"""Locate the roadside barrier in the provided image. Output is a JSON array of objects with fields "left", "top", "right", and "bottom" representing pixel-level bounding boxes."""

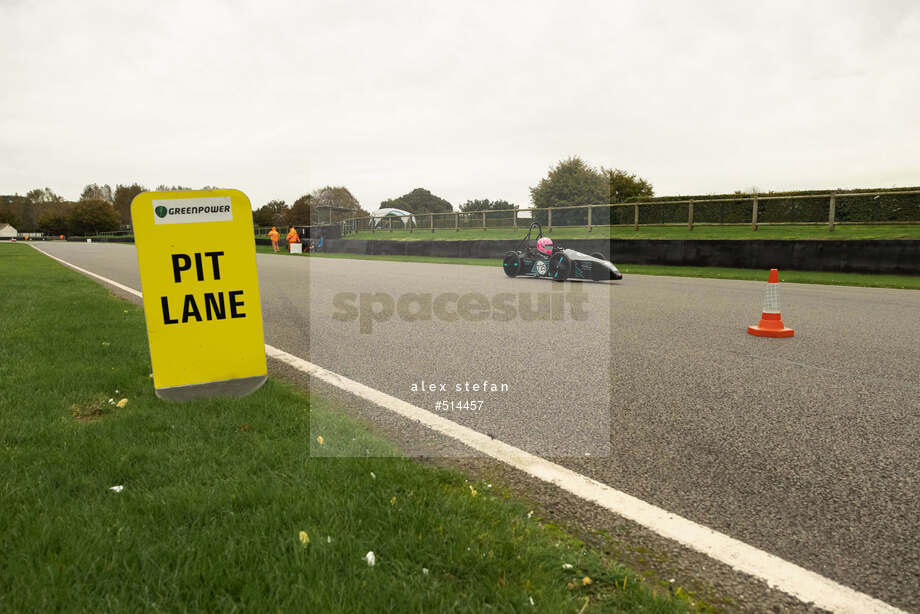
[{"left": 748, "top": 269, "right": 794, "bottom": 338}]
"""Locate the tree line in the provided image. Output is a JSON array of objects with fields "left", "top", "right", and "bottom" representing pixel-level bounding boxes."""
[
  {"left": 251, "top": 186, "right": 368, "bottom": 228},
  {"left": 1, "top": 184, "right": 226, "bottom": 235},
  {"left": 0, "top": 184, "right": 146, "bottom": 236},
  {"left": 252, "top": 162, "right": 653, "bottom": 228},
  {"left": 0, "top": 159, "right": 655, "bottom": 233}
]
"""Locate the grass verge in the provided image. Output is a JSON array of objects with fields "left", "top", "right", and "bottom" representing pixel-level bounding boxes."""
[
  {"left": 338, "top": 224, "right": 920, "bottom": 241},
  {"left": 0, "top": 243, "right": 693, "bottom": 613},
  {"left": 255, "top": 247, "right": 920, "bottom": 290}
]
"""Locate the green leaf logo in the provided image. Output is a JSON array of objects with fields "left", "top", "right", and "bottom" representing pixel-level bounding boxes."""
[{"left": 155, "top": 206, "right": 168, "bottom": 218}]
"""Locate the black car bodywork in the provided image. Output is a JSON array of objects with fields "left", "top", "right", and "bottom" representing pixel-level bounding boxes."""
[{"left": 502, "top": 222, "right": 622, "bottom": 282}]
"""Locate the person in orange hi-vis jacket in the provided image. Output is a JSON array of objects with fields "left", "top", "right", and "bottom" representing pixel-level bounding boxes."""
[
  {"left": 268, "top": 226, "right": 280, "bottom": 252},
  {"left": 286, "top": 226, "right": 300, "bottom": 252}
]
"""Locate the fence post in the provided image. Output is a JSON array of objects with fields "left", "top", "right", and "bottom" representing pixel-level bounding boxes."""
[
  {"left": 548, "top": 208, "right": 552, "bottom": 233},
  {"left": 751, "top": 197, "right": 758, "bottom": 231},
  {"left": 482, "top": 211, "right": 486, "bottom": 231},
  {"left": 455, "top": 212, "right": 459, "bottom": 232},
  {"left": 828, "top": 194, "right": 836, "bottom": 232},
  {"left": 634, "top": 204, "right": 639, "bottom": 231},
  {"left": 513, "top": 211, "right": 517, "bottom": 231},
  {"left": 688, "top": 200, "right": 694, "bottom": 231},
  {"left": 431, "top": 214, "right": 434, "bottom": 233},
  {"left": 587, "top": 206, "right": 592, "bottom": 232}
]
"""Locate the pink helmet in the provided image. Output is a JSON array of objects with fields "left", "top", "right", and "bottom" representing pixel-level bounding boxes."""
[{"left": 536, "top": 237, "right": 553, "bottom": 256}]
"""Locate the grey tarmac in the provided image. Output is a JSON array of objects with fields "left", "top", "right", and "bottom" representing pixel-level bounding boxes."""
[{"left": 33, "top": 242, "right": 920, "bottom": 612}]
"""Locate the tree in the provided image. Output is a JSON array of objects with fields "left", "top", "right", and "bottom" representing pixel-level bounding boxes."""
[
  {"left": 311, "top": 186, "right": 359, "bottom": 209},
  {"left": 286, "top": 195, "right": 312, "bottom": 226},
  {"left": 380, "top": 188, "right": 452, "bottom": 215},
  {"left": 459, "top": 198, "right": 517, "bottom": 222},
  {"left": 0, "top": 196, "right": 24, "bottom": 228},
  {"left": 601, "top": 168, "right": 654, "bottom": 224},
  {"left": 309, "top": 186, "right": 369, "bottom": 223},
  {"left": 4, "top": 188, "right": 64, "bottom": 231},
  {"left": 531, "top": 157, "right": 607, "bottom": 209},
  {"left": 80, "top": 183, "right": 114, "bottom": 203},
  {"left": 25, "top": 187, "right": 63, "bottom": 205},
  {"left": 459, "top": 199, "right": 516, "bottom": 212},
  {"left": 114, "top": 183, "right": 147, "bottom": 226},
  {"left": 251, "top": 208, "right": 271, "bottom": 227},
  {"left": 253, "top": 200, "right": 289, "bottom": 227},
  {"left": 67, "top": 200, "right": 120, "bottom": 235},
  {"left": 530, "top": 157, "right": 607, "bottom": 225},
  {"left": 1, "top": 195, "right": 35, "bottom": 229},
  {"left": 37, "top": 204, "right": 71, "bottom": 235},
  {"left": 155, "top": 185, "right": 192, "bottom": 192},
  {"left": 605, "top": 169, "right": 654, "bottom": 203}
]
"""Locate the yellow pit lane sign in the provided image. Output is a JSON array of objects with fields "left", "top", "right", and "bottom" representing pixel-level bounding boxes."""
[{"left": 131, "top": 189, "right": 267, "bottom": 401}]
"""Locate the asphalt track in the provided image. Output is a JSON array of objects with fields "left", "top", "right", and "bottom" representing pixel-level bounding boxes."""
[{"left": 30, "top": 242, "right": 920, "bottom": 612}]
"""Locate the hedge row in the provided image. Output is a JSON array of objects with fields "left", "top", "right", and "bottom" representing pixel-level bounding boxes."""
[
  {"left": 617, "top": 187, "right": 920, "bottom": 224},
  {"left": 530, "top": 191, "right": 920, "bottom": 226}
]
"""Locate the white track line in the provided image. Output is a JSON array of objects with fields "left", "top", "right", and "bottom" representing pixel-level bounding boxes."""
[{"left": 31, "top": 244, "right": 906, "bottom": 614}]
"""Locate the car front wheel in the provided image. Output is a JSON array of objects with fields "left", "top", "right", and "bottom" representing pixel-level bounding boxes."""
[
  {"left": 502, "top": 252, "right": 522, "bottom": 277},
  {"left": 548, "top": 253, "right": 571, "bottom": 281}
]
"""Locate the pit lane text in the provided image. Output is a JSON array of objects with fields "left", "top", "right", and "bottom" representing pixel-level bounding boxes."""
[{"left": 160, "top": 251, "right": 247, "bottom": 324}]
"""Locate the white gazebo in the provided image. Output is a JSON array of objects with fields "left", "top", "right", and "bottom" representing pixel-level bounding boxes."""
[
  {"left": 369, "top": 208, "right": 416, "bottom": 228},
  {"left": 0, "top": 223, "right": 17, "bottom": 238}
]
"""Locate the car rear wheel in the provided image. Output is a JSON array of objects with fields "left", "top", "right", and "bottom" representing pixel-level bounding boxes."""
[
  {"left": 502, "top": 252, "right": 522, "bottom": 277},
  {"left": 548, "top": 253, "right": 571, "bottom": 281}
]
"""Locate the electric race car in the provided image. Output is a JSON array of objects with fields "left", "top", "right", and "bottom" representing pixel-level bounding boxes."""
[{"left": 502, "top": 222, "right": 622, "bottom": 282}]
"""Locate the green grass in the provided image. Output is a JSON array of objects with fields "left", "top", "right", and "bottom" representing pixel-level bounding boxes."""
[
  {"left": 338, "top": 223, "right": 920, "bottom": 241},
  {"left": 256, "top": 247, "right": 920, "bottom": 290},
  {"left": 0, "top": 244, "right": 693, "bottom": 613}
]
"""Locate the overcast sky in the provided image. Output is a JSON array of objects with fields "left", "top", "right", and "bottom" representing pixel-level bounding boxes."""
[{"left": 2, "top": 0, "right": 918, "bottom": 211}]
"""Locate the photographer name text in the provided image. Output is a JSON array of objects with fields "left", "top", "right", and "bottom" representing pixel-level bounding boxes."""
[{"left": 410, "top": 379, "right": 510, "bottom": 393}]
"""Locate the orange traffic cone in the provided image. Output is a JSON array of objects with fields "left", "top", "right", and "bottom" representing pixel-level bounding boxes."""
[{"left": 748, "top": 269, "right": 794, "bottom": 338}]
